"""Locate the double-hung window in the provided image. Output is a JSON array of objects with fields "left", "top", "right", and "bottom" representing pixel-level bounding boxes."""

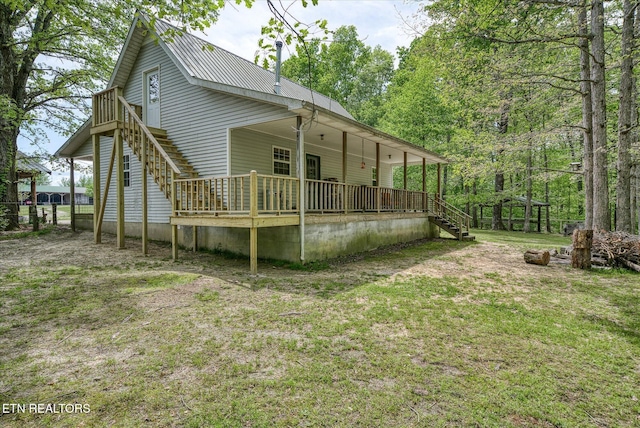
[{"left": 273, "top": 146, "right": 291, "bottom": 176}]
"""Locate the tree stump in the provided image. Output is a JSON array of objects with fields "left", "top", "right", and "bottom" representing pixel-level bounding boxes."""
[
  {"left": 524, "top": 250, "right": 550, "bottom": 266},
  {"left": 572, "top": 229, "right": 593, "bottom": 269}
]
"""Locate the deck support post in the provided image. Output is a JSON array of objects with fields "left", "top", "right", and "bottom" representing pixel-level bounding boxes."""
[
  {"left": 115, "top": 88, "right": 125, "bottom": 249},
  {"left": 342, "top": 132, "right": 347, "bottom": 214},
  {"left": 193, "top": 226, "right": 198, "bottom": 252},
  {"left": 70, "top": 158, "right": 76, "bottom": 232},
  {"left": 115, "top": 129, "right": 125, "bottom": 249},
  {"left": 297, "top": 116, "right": 305, "bottom": 263},
  {"left": 250, "top": 170, "right": 258, "bottom": 274},
  {"left": 141, "top": 135, "right": 148, "bottom": 255},
  {"left": 376, "top": 143, "right": 380, "bottom": 213},
  {"left": 93, "top": 134, "right": 101, "bottom": 243},
  {"left": 422, "top": 158, "right": 426, "bottom": 211},
  {"left": 171, "top": 170, "right": 178, "bottom": 260}
]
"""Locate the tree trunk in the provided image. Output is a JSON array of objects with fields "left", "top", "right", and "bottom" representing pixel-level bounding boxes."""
[
  {"left": 579, "top": 5, "right": 594, "bottom": 230},
  {"left": 524, "top": 140, "right": 533, "bottom": 233},
  {"left": 543, "top": 141, "right": 551, "bottom": 233},
  {"left": 492, "top": 100, "right": 509, "bottom": 231},
  {"left": 591, "top": 0, "right": 611, "bottom": 231},
  {"left": 572, "top": 229, "right": 593, "bottom": 269},
  {"left": 616, "top": 0, "right": 635, "bottom": 232},
  {"left": 0, "top": 127, "right": 20, "bottom": 230},
  {"left": 472, "top": 180, "right": 478, "bottom": 228}
]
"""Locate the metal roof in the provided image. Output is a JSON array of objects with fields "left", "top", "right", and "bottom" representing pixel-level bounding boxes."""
[
  {"left": 16, "top": 151, "right": 51, "bottom": 176},
  {"left": 153, "top": 18, "right": 353, "bottom": 119}
]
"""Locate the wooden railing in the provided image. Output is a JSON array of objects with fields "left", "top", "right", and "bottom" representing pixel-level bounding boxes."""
[
  {"left": 174, "top": 172, "right": 299, "bottom": 215},
  {"left": 92, "top": 86, "right": 120, "bottom": 127},
  {"left": 305, "top": 179, "right": 430, "bottom": 213},
  {"left": 431, "top": 196, "right": 472, "bottom": 239},
  {"left": 120, "top": 96, "right": 181, "bottom": 198}
]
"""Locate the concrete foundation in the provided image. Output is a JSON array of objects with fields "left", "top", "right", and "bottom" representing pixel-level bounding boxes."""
[{"left": 77, "top": 213, "right": 440, "bottom": 262}]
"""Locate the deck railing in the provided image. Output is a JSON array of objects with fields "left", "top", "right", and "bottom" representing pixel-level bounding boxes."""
[
  {"left": 305, "top": 179, "right": 430, "bottom": 213},
  {"left": 173, "top": 174, "right": 470, "bottom": 237},
  {"left": 92, "top": 87, "right": 120, "bottom": 127},
  {"left": 174, "top": 172, "right": 299, "bottom": 215}
]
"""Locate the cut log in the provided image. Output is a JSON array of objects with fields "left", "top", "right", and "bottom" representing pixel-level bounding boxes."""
[
  {"left": 524, "top": 250, "right": 550, "bottom": 266},
  {"left": 572, "top": 229, "right": 593, "bottom": 269},
  {"left": 621, "top": 258, "right": 640, "bottom": 272}
]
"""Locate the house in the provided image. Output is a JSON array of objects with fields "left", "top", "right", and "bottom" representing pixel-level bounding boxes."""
[{"left": 56, "top": 13, "right": 472, "bottom": 272}]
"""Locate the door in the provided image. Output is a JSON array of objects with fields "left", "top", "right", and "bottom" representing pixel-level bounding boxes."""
[
  {"left": 143, "top": 68, "right": 160, "bottom": 128},
  {"left": 306, "top": 154, "right": 320, "bottom": 180}
]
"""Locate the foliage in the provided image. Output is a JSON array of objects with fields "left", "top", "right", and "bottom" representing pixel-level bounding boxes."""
[{"left": 281, "top": 25, "right": 394, "bottom": 126}]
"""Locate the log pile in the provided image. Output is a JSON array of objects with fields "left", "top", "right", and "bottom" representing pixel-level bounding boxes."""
[{"left": 592, "top": 231, "right": 640, "bottom": 272}]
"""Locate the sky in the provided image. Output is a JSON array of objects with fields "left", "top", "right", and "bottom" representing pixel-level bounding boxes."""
[{"left": 19, "top": 0, "right": 425, "bottom": 185}]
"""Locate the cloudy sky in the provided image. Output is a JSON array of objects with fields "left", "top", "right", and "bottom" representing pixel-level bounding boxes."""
[{"left": 21, "top": 0, "right": 425, "bottom": 184}]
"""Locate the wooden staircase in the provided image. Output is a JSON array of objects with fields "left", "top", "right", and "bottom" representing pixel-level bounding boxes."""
[
  {"left": 428, "top": 197, "right": 475, "bottom": 241},
  {"left": 429, "top": 214, "right": 475, "bottom": 241},
  {"left": 119, "top": 98, "right": 197, "bottom": 200}
]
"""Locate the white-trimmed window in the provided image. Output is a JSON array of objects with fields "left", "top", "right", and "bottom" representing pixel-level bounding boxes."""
[
  {"left": 273, "top": 146, "right": 291, "bottom": 176},
  {"left": 372, "top": 166, "right": 377, "bottom": 186},
  {"left": 123, "top": 155, "right": 131, "bottom": 187}
]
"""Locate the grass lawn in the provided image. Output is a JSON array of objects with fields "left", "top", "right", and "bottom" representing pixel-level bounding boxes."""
[{"left": 0, "top": 228, "right": 638, "bottom": 427}]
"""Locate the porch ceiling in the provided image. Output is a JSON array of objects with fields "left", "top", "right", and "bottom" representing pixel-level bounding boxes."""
[{"left": 243, "top": 112, "right": 448, "bottom": 167}]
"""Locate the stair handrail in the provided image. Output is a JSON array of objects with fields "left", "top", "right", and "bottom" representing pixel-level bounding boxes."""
[
  {"left": 118, "top": 96, "right": 181, "bottom": 175},
  {"left": 431, "top": 195, "right": 472, "bottom": 235}
]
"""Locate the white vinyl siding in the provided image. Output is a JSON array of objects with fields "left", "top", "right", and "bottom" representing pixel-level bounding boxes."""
[{"left": 100, "top": 37, "right": 294, "bottom": 224}]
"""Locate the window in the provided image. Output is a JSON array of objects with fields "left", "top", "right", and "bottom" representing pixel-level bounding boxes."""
[
  {"left": 372, "top": 167, "right": 377, "bottom": 186},
  {"left": 148, "top": 72, "right": 159, "bottom": 104},
  {"left": 123, "top": 155, "right": 130, "bottom": 187},
  {"left": 273, "top": 146, "right": 291, "bottom": 176}
]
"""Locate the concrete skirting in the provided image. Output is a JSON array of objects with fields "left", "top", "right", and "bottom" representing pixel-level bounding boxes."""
[{"left": 76, "top": 213, "right": 440, "bottom": 262}]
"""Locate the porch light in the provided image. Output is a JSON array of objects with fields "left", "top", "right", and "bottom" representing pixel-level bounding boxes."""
[{"left": 320, "top": 134, "right": 324, "bottom": 141}]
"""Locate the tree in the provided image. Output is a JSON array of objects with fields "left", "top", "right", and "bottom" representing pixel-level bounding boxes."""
[
  {"left": 281, "top": 25, "right": 394, "bottom": 125},
  {"left": 0, "top": 0, "right": 323, "bottom": 230}
]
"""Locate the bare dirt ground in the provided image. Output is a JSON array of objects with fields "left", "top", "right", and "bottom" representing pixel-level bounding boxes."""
[{"left": 0, "top": 226, "right": 569, "bottom": 293}]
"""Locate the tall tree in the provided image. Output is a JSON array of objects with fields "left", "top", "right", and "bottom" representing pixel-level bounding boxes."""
[
  {"left": 616, "top": 0, "right": 637, "bottom": 232},
  {"left": 590, "top": 0, "right": 610, "bottom": 231}
]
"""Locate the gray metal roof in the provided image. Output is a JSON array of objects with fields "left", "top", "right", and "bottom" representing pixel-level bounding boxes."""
[
  {"left": 16, "top": 151, "right": 51, "bottom": 176},
  {"left": 153, "top": 19, "right": 353, "bottom": 119}
]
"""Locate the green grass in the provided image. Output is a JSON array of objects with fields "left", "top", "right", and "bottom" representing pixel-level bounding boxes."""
[{"left": 0, "top": 229, "right": 638, "bottom": 427}]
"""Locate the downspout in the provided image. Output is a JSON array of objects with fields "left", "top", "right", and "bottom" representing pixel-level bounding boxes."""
[{"left": 297, "top": 115, "right": 305, "bottom": 262}]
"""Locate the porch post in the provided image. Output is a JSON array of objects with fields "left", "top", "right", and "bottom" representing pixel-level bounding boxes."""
[
  {"left": 437, "top": 163, "right": 442, "bottom": 201},
  {"left": 141, "top": 134, "right": 148, "bottom": 255},
  {"left": 376, "top": 143, "right": 380, "bottom": 213},
  {"left": 342, "top": 132, "right": 347, "bottom": 184},
  {"left": 343, "top": 132, "right": 348, "bottom": 214},
  {"left": 93, "top": 134, "right": 101, "bottom": 243},
  {"left": 70, "top": 158, "right": 75, "bottom": 232},
  {"left": 403, "top": 151, "right": 408, "bottom": 210},
  {"left": 297, "top": 116, "right": 305, "bottom": 262}
]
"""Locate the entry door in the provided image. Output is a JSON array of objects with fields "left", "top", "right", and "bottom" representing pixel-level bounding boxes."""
[
  {"left": 143, "top": 68, "right": 160, "bottom": 128},
  {"left": 306, "top": 154, "right": 321, "bottom": 180}
]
